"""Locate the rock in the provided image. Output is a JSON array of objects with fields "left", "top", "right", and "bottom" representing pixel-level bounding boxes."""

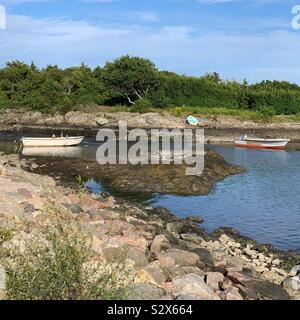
[
  {"left": 164, "top": 249, "right": 199, "bottom": 267},
  {"left": 227, "top": 271, "right": 290, "bottom": 300},
  {"left": 62, "top": 203, "right": 83, "bottom": 214},
  {"left": 176, "top": 295, "right": 200, "bottom": 300},
  {"left": 86, "top": 209, "right": 100, "bottom": 218},
  {"left": 23, "top": 202, "right": 36, "bottom": 214},
  {"left": 185, "top": 216, "right": 204, "bottom": 224},
  {"left": 173, "top": 266, "right": 205, "bottom": 279},
  {"left": 156, "top": 253, "right": 176, "bottom": 268},
  {"left": 172, "top": 274, "right": 220, "bottom": 300},
  {"left": 0, "top": 266, "right": 5, "bottom": 290},
  {"left": 205, "top": 272, "right": 224, "bottom": 291},
  {"left": 282, "top": 277, "right": 300, "bottom": 291},
  {"left": 220, "top": 287, "right": 243, "bottom": 300},
  {"left": 91, "top": 236, "right": 103, "bottom": 255},
  {"left": 290, "top": 265, "right": 300, "bottom": 277},
  {"left": 128, "top": 284, "right": 165, "bottom": 300},
  {"left": 272, "top": 259, "right": 281, "bottom": 266},
  {"left": 103, "top": 247, "right": 148, "bottom": 267},
  {"left": 180, "top": 233, "right": 204, "bottom": 244},
  {"left": 150, "top": 235, "right": 171, "bottom": 253},
  {"left": 219, "top": 234, "right": 232, "bottom": 245},
  {"left": 134, "top": 261, "right": 167, "bottom": 286},
  {"left": 96, "top": 117, "right": 109, "bottom": 126}
]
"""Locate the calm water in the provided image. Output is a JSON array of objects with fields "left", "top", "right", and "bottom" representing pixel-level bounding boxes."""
[
  {"left": 0, "top": 136, "right": 299, "bottom": 252},
  {"left": 149, "top": 146, "right": 300, "bottom": 252}
]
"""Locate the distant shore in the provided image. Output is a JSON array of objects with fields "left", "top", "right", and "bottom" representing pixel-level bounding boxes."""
[{"left": 1, "top": 109, "right": 300, "bottom": 146}]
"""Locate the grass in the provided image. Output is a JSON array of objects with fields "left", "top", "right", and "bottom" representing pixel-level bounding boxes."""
[{"left": 0, "top": 205, "right": 129, "bottom": 300}]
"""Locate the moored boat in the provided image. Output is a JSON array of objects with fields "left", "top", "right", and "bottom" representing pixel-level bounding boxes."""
[
  {"left": 235, "top": 135, "right": 290, "bottom": 150},
  {"left": 21, "top": 136, "right": 84, "bottom": 147}
]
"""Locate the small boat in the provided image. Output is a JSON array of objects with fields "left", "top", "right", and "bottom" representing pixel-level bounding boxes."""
[
  {"left": 186, "top": 115, "right": 199, "bottom": 126},
  {"left": 235, "top": 135, "right": 290, "bottom": 150},
  {"left": 21, "top": 136, "right": 84, "bottom": 147}
]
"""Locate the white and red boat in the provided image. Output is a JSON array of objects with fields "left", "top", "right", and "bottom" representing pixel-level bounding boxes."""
[{"left": 235, "top": 135, "right": 290, "bottom": 150}]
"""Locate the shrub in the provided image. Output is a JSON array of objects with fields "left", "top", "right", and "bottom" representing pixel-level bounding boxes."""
[
  {"left": 1, "top": 206, "right": 128, "bottom": 300},
  {"left": 130, "top": 98, "right": 153, "bottom": 113}
]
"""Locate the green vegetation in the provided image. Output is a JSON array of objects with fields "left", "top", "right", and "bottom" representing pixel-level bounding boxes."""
[
  {"left": 1, "top": 56, "right": 300, "bottom": 117},
  {"left": 0, "top": 206, "right": 128, "bottom": 300}
]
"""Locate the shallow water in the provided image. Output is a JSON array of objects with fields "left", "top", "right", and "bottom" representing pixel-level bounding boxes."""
[{"left": 1, "top": 135, "right": 299, "bottom": 251}]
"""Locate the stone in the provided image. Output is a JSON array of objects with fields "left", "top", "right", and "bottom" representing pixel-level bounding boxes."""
[
  {"left": 290, "top": 265, "right": 300, "bottom": 277},
  {"left": 91, "top": 236, "right": 103, "bottom": 255},
  {"left": 95, "top": 117, "right": 109, "bottom": 126},
  {"left": 220, "top": 287, "right": 243, "bottom": 300},
  {"left": 150, "top": 235, "right": 171, "bottom": 253},
  {"left": 272, "top": 259, "right": 281, "bottom": 266},
  {"left": 134, "top": 261, "right": 167, "bottom": 286},
  {"left": 180, "top": 233, "right": 204, "bottom": 244},
  {"left": 282, "top": 277, "right": 300, "bottom": 291},
  {"left": 206, "top": 272, "right": 224, "bottom": 291},
  {"left": 227, "top": 271, "right": 290, "bottom": 300},
  {"left": 62, "top": 203, "right": 83, "bottom": 214},
  {"left": 219, "top": 234, "right": 232, "bottom": 245},
  {"left": 164, "top": 248, "right": 199, "bottom": 267},
  {"left": 172, "top": 274, "right": 220, "bottom": 300},
  {"left": 128, "top": 284, "right": 165, "bottom": 300},
  {"left": 156, "top": 253, "right": 176, "bottom": 268},
  {"left": 0, "top": 266, "right": 5, "bottom": 290},
  {"left": 176, "top": 295, "right": 200, "bottom": 300},
  {"left": 173, "top": 266, "right": 205, "bottom": 279}
]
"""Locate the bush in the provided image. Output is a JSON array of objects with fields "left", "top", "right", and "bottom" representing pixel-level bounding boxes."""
[
  {"left": 0, "top": 206, "right": 128, "bottom": 300},
  {"left": 130, "top": 98, "right": 153, "bottom": 113}
]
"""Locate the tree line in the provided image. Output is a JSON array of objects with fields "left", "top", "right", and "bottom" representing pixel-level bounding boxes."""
[{"left": 0, "top": 55, "right": 300, "bottom": 116}]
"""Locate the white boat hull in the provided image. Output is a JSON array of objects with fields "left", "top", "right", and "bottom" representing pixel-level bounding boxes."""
[
  {"left": 21, "top": 136, "right": 84, "bottom": 147},
  {"left": 235, "top": 138, "right": 290, "bottom": 150},
  {"left": 22, "top": 146, "right": 82, "bottom": 157}
]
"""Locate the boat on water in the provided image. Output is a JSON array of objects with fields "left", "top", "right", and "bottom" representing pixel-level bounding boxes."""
[
  {"left": 235, "top": 135, "right": 290, "bottom": 150},
  {"left": 21, "top": 136, "right": 84, "bottom": 147}
]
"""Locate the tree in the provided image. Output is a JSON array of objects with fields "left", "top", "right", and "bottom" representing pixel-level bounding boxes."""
[{"left": 102, "top": 55, "right": 159, "bottom": 104}]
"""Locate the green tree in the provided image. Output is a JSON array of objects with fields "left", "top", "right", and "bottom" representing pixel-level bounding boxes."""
[{"left": 102, "top": 55, "right": 159, "bottom": 104}]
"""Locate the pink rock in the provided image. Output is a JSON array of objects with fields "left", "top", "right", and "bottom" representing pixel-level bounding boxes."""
[
  {"left": 220, "top": 287, "right": 243, "bottom": 300},
  {"left": 206, "top": 272, "right": 224, "bottom": 291},
  {"left": 156, "top": 253, "right": 176, "bottom": 268}
]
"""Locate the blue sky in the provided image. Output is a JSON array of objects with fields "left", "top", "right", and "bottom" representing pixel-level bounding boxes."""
[{"left": 0, "top": 0, "right": 300, "bottom": 83}]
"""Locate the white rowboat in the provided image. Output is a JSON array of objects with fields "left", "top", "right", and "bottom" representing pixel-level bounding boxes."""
[
  {"left": 21, "top": 136, "right": 84, "bottom": 147},
  {"left": 235, "top": 136, "right": 290, "bottom": 150}
]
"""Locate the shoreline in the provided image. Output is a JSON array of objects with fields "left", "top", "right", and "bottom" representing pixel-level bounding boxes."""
[
  {"left": 1, "top": 109, "right": 300, "bottom": 146},
  {"left": 0, "top": 154, "right": 299, "bottom": 300}
]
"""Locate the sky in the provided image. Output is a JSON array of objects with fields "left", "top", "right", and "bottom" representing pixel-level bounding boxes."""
[{"left": 0, "top": 0, "right": 300, "bottom": 83}]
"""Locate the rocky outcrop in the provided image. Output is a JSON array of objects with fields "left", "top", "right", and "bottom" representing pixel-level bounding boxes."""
[{"left": 25, "top": 150, "right": 244, "bottom": 196}]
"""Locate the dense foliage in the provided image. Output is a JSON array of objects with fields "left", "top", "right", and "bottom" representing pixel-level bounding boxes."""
[{"left": 0, "top": 56, "right": 300, "bottom": 115}]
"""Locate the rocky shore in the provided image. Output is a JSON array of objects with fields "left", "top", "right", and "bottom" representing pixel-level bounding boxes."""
[
  {"left": 0, "top": 154, "right": 299, "bottom": 300},
  {"left": 1, "top": 109, "right": 300, "bottom": 144}
]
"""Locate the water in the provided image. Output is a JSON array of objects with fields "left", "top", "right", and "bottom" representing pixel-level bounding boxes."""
[
  {"left": 149, "top": 146, "right": 300, "bottom": 252},
  {"left": 1, "top": 135, "right": 299, "bottom": 252}
]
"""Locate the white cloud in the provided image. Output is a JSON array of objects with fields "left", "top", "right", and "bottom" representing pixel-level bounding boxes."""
[
  {"left": 1, "top": 14, "right": 300, "bottom": 83},
  {"left": 130, "top": 11, "right": 159, "bottom": 22}
]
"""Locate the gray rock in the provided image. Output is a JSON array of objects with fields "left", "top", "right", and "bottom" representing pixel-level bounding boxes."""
[
  {"left": 86, "top": 209, "right": 99, "bottom": 218},
  {"left": 0, "top": 266, "right": 6, "bottom": 290},
  {"left": 96, "top": 117, "right": 109, "bottom": 126},
  {"left": 62, "top": 203, "right": 83, "bottom": 214},
  {"left": 290, "top": 265, "right": 300, "bottom": 277},
  {"left": 176, "top": 295, "right": 200, "bottom": 300},
  {"left": 172, "top": 273, "right": 220, "bottom": 300},
  {"left": 128, "top": 284, "right": 165, "bottom": 300},
  {"left": 227, "top": 271, "right": 290, "bottom": 300}
]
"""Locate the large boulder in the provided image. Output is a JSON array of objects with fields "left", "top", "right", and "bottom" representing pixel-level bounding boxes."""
[
  {"left": 172, "top": 274, "right": 220, "bottom": 300},
  {"left": 227, "top": 271, "right": 290, "bottom": 300},
  {"left": 163, "top": 248, "right": 200, "bottom": 267}
]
